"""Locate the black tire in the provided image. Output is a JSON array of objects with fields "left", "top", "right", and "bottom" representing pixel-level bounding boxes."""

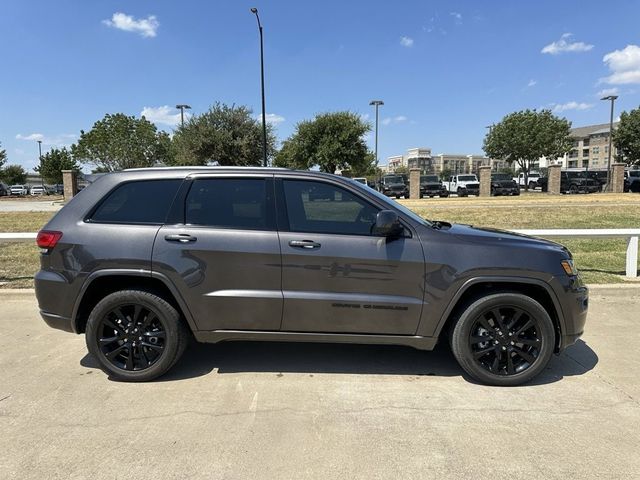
[
  {"left": 569, "top": 184, "right": 578, "bottom": 194},
  {"left": 457, "top": 187, "right": 467, "bottom": 197},
  {"left": 450, "top": 293, "right": 555, "bottom": 386},
  {"left": 86, "top": 290, "right": 189, "bottom": 382}
]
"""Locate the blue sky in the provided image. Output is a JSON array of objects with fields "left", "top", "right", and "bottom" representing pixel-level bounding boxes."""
[{"left": 2, "top": 0, "right": 640, "bottom": 171}]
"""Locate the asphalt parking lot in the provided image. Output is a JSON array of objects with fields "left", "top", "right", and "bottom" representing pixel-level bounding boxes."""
[{"left": 1, "top": 287, "right": 639, "bottom": 480}]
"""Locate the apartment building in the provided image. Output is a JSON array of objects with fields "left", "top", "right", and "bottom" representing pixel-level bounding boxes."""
[{"left": 384, "top": 147, "right": 507, "bottom": 174}]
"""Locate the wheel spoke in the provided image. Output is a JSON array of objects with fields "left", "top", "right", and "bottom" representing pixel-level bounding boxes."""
[
  {"left": 144, "top": 330, "right": 165, "bottom": 340},
  {"left": 99, "top": 335, "right": 119, "bottom": 346},
  {"left": 470, "top": 335, "right": 490, "bottom": 344},
  {"left": 512, "top": 347, "right": 536, "bottom": 364},
  {"left": 142, "top": 312, "right": 157, "bottom": 327},
  {"left": 477, "top": 316, "right": 496, "bottom": 333},
  {"left": 141, "top": 341, "right": 164, "bottom": 352},
  {"left": 517, "top": 338, "right": 540, "bottom": 347},
  {"left": 506, "top": 353, "right": 516, "bottom": 374},
  {"left": 125, "top": 347, "right": 134, "bottom": 370},
  {"left": 505, "top": 310, "right": 523, "bottom": 331},
  {"left": 491, "top": 348, "right": 501, "bottom": 372},
  {"left": 104, "top": 344, "right": 126, "bottom": 359},
  {"left": 473, "top": 346, "right": 494, "bottom": 359},
  {"left": 514, "top": 319, "right": 534, "bottom": 336},
  {"left": 114, "top": 308, "right": 128, "bottom": 324},
  {"left": 133, "top": 304, "right": 142, "bottom": 323},
  {"left": 103, "top": 318, "right": 125, "bottom": 335},
  {"left": 491, "top": 308, "right": 505, "bottom": 331}
]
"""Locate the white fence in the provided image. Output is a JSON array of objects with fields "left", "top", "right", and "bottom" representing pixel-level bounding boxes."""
[{"left": 1, "top": 229, "right": 639, "bottom": 278}]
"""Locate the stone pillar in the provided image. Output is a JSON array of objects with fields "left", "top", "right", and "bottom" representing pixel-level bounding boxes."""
[
  {"left": 611, "top": 163, "right": 625, "bottom": 193},
  {"left": 547, "top": 164, "right": 561, "bottom": 195},
  {"left": 62, "top": 170, "right": 78, "bottom": 201},
  {"left": 478, "top": 166, "right": 492, "bottom": 197},
  {"left": 409, "top": 168, "right": 420, "bottom": 199}
]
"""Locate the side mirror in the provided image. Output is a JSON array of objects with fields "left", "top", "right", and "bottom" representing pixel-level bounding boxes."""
[{"left": 373, "top": 210, "right": 403, "bottom": 237}]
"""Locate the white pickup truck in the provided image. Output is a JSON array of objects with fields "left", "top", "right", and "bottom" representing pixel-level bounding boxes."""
[
  {"left": 443, "top": 174, "right": 480, "bottom": 197},
  {"left": 513, "top": 172, "right": 541, "bottom": 189}
]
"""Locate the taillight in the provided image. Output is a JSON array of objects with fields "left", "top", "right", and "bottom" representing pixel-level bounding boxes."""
[{"left": 36, "top": 230, "right": 63, "bottom": 249}]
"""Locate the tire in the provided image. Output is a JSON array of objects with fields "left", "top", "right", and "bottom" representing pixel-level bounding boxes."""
[
  {"left": 569, "top": 184, "right": 578, "bottom": 194},
  {"left": 395, "top": 195, "right": 400, "bottom": 199},
  {"left": 86, "top": 290, "right": 189, "bottom": 382},
  {"left": 457, "top": 187, "right": 467, "bottom": 197},
  {"left": 449, "top": 293, "right": 555, "bottom": 386}
]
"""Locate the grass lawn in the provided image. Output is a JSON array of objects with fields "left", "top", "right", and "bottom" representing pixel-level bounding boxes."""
[{"left": 0, "top": 192, "right": 639, "bottom": 288}]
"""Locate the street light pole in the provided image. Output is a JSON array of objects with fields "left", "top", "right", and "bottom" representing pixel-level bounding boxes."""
[
  {"left": 251, "top": 8, "right": 268, "bottom": 167},
  {"left": 37, "top": 140, "right": 43, "bottom": 187},
  {"left": 175, "top": 104, "right": 191, "bottom": 127},
  {"left": 369, "top": 100, "right": 384, "bottom": 166},
  {"left": 601, "top": 94, "right": 618, "bottom": 192}
]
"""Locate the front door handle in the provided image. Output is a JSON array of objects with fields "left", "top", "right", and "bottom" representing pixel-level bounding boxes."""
[
  {"left": 288, "top": 240, "right": 321, "bottom": 249},
  {"left": 165, "top": 234, "right": 197, "bottom": 243}
]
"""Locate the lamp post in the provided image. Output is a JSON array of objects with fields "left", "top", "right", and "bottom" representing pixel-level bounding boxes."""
[
  {"left": 175, "top": 104, "right": 191, "bottom": 127},
  {"left": 37, "top": 140, "right": 43, "bottom": 187},
  {"left": 251, "top": 7, "right": 268, "bottom": 167},
  {"left": 369, "top": 100, "right": 384, "bottom": 167},
  {"left": 601, "top": 94, "right": 618, "bottom": 192}
]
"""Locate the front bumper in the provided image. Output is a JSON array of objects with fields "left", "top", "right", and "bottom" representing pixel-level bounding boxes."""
[{"left": 556, "top": 277, "right": 589, "bottom": 351}]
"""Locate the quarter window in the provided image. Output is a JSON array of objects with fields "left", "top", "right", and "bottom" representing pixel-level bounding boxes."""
[
  {"left": 90, "top": 179, "right": 182, "bottom": 224},
  {"left": 186, "top": 178, "right": 272, "bottom": 230},
  {"left": 282, "top": 180, "right": 379, "bottom": 235}
]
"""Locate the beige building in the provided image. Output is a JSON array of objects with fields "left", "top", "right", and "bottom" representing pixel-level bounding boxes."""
[
  {"left": 539, "top": 122, "right": 620, "bottom": 170},
  {"left": 384, "top": 147, "right": 507, "bottom": 174}
]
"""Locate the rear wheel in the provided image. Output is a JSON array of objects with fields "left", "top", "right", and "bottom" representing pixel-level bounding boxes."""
[
  {"left": 569, "top": 184, "right": 579, "bottom": 194},
  {"left": 450, "top": 293, "right": 555, "bottom": 386},
  {"left": 86, "top": 290, "right": 189, "bottom": 382},
  {"left": 457, "top": 187, "right": 467, "bottom": 197}
]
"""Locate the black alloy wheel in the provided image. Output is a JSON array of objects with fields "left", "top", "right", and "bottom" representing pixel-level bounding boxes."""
[{"left": 97, "top": 304, "right": 166, "bottom": 371}]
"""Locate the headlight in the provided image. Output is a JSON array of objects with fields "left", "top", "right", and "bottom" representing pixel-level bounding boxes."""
[{"left": 561, "top": 259, "right": 578, "bottom": 276}]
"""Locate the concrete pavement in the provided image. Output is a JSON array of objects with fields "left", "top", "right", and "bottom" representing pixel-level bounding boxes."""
[{"left": 1, "top": 287, "right": 639, "bottom": 479}]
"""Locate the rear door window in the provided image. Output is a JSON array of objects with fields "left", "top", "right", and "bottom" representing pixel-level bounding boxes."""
[{"left": 90, "top": 179, "right": 182, "bottom": 224}]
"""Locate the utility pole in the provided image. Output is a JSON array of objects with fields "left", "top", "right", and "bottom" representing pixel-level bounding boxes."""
[
  {"left": 601, "top": 94, "right": 618, "bottom": 192},
  {"left": 251, "top": 8, "right": 268, "bottom": 167},
  {"left": 37, "top": 140, "right": 43, "bottom": 187},
  {"left": 176, "top": 104, "right": 191, "bottom": 127}
]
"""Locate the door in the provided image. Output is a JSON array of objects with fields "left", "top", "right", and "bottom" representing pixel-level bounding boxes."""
[
  {"left": 152, "top": 176, "right": 283, "bottom": 332},
  {"left": 276, "top": 177, "right": 425, "bottom": 335}
]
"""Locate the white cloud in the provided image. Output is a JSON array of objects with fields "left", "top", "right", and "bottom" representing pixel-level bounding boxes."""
[
  {"left": 527, "top": 79, "right": 537, "bottom": 87},
  {"left": 103, "top": 12, "right": 159, "bottom": 38},
  {"left": 141, "top": 106, "right": 184, "bottom": 127},
  {"left": 254, "top": 113, "right": 285, "bottom": 125},
  {"left": 601, "top": 45, "right": 640, "bottom": 84},
  {"left": 597, "top": 87, "right": 619, "bottom": 97},
  {"left": 382, "top": 115, "right": 408, "bottom": 126},
  {"left": 15, "top": 133, "right": 76, "bottom": 146},
  {"left": 541, "top": 33, "right": 594, "bottom": 55},
  {"left": 450, "top": 12, "right": 462, "bottom": 24},
  {"left": 400, "top": 36, "right": 414, "bottom": 48},
  {"left": 551, "top": 101, "right": 594, "bottom": 113}
]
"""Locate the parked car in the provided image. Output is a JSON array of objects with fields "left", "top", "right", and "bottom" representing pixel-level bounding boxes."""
[
  {"left": 513, "top": 172, "right": 541, "bottom": 189},
  {"left": 443, "top": 174, "right": 480, "bottom": 197},
  {"left": 585, "top": 171, "right": 608, "bottom": 192},
  {"left": 9, "top": 184, "right": 28, "bottom": 195},
  {"left": 490, "top": 173, "right": 520, "bottom": 196},
  {"left": 30, "top": 185, "right": 47, "bottom": 196},
  {"left": 0, "top": 182, "right": 9, "bottom": 196},
  {"left": 626, "top": 170, "right": 640, "bottom": 193},
  {"left": 538, "top": 171, "right": 600, "bottom": 194},
  {"left": 378, "top": 174, "right": 408, "bottom": 198},
  {"left": 35, "top": 167, "right": 588, "bottom": 386},
  {"left": 419, "top": 175, "right": 449, "bottom": 198}
]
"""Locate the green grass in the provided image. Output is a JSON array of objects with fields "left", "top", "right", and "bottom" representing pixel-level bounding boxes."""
[{"left": 1, "top": 195, "right": 639, "bottom": 288}]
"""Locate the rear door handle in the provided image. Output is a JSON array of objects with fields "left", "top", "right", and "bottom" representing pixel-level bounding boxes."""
[
  {"left": 165, "top": 234, "right": 197, "bottom": 243},
  {"left": 288, "top": 240, "right": 321, "bottom": 249}
]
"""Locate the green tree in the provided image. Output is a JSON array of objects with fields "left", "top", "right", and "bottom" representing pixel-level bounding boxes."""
[
  {"left": 71, "top": 113, "right": 172, "bottom": 171},
  {"left": 35, "top": 147, "right": 80, "bottom": 184},
  {"left": 1, "top": 164, "right": 27, "bottom": 185},
  {"left": 170, "top": 103, "right": 276, "bottom": 166},
  {"left": 613, "top": 106, "right": 640, "bottom": 166},
  {"left": 483, "top": 109, "right": 572, "bottom": 190},
  {"left": 0, "top": 142, "right": 7, "bottom": 169},
  {"left": 274, "top": 111, "right": 374, "bottom": 174}
]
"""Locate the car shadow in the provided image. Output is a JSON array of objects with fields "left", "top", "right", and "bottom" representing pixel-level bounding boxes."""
[{"left": 80, "top": 338, "right": 598, "bottom": 386}]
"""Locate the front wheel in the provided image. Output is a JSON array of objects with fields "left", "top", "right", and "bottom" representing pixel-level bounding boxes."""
[
  {"left": 86, "top": 290, "right": 189, "bottom": 382},
  {"left": 450, "top": 293, "right": 555, "bottom": 386},
  {"left": 569, "top": 184, "right": 579, "bottom": 194}
]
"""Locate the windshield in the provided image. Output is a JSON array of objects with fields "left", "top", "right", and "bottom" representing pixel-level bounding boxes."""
[
  {"left": 629, "top": 171, "right": 640, "bottom": 178},
  {"left": 458, "top": 175, "right": 477, "bottom": 181},
  {"left": 491, "top": 174, "right": 511, "bottom": 181},
  {"left": 349, "top": 179, "right": 432, "bottom": 227},
  {"left": 421, "top": 175, "right": 439, "bottom": 182},
  {"left": 383, "top": 176, "right": 403, "bottom": 184}
]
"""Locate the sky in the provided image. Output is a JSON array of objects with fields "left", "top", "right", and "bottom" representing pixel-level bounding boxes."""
[{"left": 2, "top": 0, "right": 640, "bottom": 172}]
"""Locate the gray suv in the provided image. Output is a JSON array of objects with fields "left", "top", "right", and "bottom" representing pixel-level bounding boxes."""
[{"left": 35, "top": 167, "right": 588, "bottom": 385}]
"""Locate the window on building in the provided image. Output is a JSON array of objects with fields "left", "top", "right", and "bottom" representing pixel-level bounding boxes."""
[
  {"left": 582, "top": 149, "right": 589, "bottom": 157},
  {"left": 583, "top": 139, "right": 590, "bottom": 147},
  {"left": 592, "top": 146, "right": 599, "bottom": 155},
  {"left": 582, "top": 159, "right": 589, "bottom": 168}
]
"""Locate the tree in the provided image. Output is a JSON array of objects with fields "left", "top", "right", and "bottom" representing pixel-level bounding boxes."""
[
  {"left": 1, "top": 164, "right": 27, "bottom": 185},
  {"left": 35, "top": 147, "right": 80, "bottom": 184},
  {"left": 170, "top": 103, "right": 276, "bottom": 166},
  {"left": 274, "top": 111, "right": 374, "bottom": 174},
  {"left": 71, "top": 113, "right": 172, "bottom": 171},
  {"left": 0, "top": 142, "right": 6, "bottom": 170},
  {"left": 483, "top": 109, "right": 572, "bottom": 190},
  {"left": 613, "top": 106, "right": 640, "bottom": 166}
]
